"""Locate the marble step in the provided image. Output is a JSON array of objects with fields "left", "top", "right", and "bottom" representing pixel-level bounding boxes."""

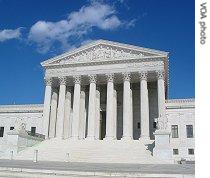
[{"left": 11, "top": 138, "right": 161, "bottom": 164}]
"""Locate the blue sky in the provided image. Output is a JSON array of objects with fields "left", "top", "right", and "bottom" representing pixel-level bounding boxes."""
[{"left": 0, "top": 0, "right": 194, "bottom": 104}]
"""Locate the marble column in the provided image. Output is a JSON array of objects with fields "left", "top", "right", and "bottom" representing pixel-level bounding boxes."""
[
  {"left": 139, "top": 72, "right": 150, "bottom": 140},
  {"left": 43, "top": 77, "right": 52, "bottom": 139},
  {"left": 49, "top": 88, "right": 58, "bottom": 138},
  {"left": 71, "top": 76, "right": 81, "bottom": 139},
  {"left": 113, "top": 90, "right": 117, "bottom": 140},
  {"left": 56, "top": 77, "right": 67, "bottom": 138},
  {"left": 86, "top": 75, "right": 97, "bottom": 140},
  {"left": 104, "top": 74, "right": 115, "bottom": 140},
  {"left": 63, "top": 88, "right": 71, "bottom": 139},
  {"left": 130, "top": 89, "right": 133, "bottom": 139},
  {"left": 95, "top": 90, "right": 100, "bottom": 140},
  {"left": 157, "top": 70, "right": 166, "bottom": 118},
  {"left": 79, "top": 90, "right": 86, "bottom": 139},
  {"left": 122, "top": 73, "right": 133, "bottom": 140}
]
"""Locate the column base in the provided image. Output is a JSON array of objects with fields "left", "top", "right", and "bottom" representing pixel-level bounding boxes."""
[
  {"left": 121, "top": 136, "right": 133, "bottom": 141},
  {"left": 139, "top": 136, "right": 150, "bottom": 142},
  {"left": 57, "top": 135, "right": 65, "bottom": 139},
  {"left": 103, "top": 136, "right": 116, "bottom": 141},
  {"left": 48, "top": 136, "right": 55, "bottom": 139},
  {"left": 70, "top": 136, "right": 79, "bottom": 140},
  {"left": 85, "top": 136, "right": 95, "bottom": 140},
  {"left": 45, "top": 136, "right": 50, "bottom": 140}
]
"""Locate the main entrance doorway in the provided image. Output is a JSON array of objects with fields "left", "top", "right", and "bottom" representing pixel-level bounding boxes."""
[{"left": 99, "top": 111, "right": 106, "bottom": 140}]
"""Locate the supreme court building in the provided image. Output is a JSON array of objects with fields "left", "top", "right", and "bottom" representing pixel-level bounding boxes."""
[{"left": 0, "top": 40, "right": 195, "bottom": 164}]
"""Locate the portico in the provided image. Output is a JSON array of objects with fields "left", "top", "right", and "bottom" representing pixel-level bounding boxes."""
[
  {"left": 0, "top": 40, "right": 195, "bottom": 164},
  {"left": 41, "top": 40, "right": 169, "bottom": 141}
]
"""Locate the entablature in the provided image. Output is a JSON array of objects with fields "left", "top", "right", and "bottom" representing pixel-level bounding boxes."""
[
  {"left": 0, "top": 104, "right": 43, "bottom": 114},
  {"left": 45, "top": 60, "right": 164, "bottom": 77}
]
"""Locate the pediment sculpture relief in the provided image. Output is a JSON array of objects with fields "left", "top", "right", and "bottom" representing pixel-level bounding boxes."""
[{"left": 51, "top": 45, "right": 149, "bottom": 65}]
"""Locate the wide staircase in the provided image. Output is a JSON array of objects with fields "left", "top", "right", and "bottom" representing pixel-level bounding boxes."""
[{"left": 9, "top": 138, "right": 162, "bottom": 164}]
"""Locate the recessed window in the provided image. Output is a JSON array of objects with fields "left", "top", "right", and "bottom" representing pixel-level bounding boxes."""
[
  {"left": 171, "top": 125, "right": 179, "bottom": 138},
  {"left": 173, "top": 149, "right": 179, "bottom": 155},
  {"left": 10, "top": 127, "right": 14, "bottom": 130},
  {"left": 137, "top": 122, "right": 140, "bottom": 129},
  {"left": 188, "top": 149, "right": 194, "bottom": 155},
  {"left": 153, "top": 122, "right": 157, "bottom": 129},
  {"left": 31, "top": 127, "right": 36, "bottom": 136},
  {"left": 186, "top": 125, "right": 194, "bottom": 138},
  {"left": 0, "top": 127, "right": 4, "bottom": 137}
]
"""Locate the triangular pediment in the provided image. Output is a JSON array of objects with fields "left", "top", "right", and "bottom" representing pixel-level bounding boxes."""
[{"left": 41, "top": 40, "right": 168, "bottom": 67}]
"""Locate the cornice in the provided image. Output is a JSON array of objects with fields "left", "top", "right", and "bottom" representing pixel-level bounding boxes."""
[
  {"left": 0, "top": 104, "right": 43, "bottom": 113},
  {"left": 165, "top": 99, "right": 195, "bottom": 109},
  {"left": 166, "top": 99, "right": 195, "bottom": 103}
]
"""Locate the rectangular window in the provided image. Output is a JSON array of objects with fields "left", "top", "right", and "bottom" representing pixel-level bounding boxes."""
[
  {"left": 173, "top": 149, "right": 179, "bottom": 155},
  {"left": 153, "top": 122, "right": 157, "bottom": 129},
  {"left": 31, "top": 127, "right": 36, "bottom": 136},
  {"left": 0, "top": 127, "right": 4, "bottom": 137},
  {"left": 171, "top": 125, "right": 179, "bottom": 138},
  {"left": 188, "top": 149, "right": 194, "bottom": 155},
  {"left": 186, "top": 125, "right": 194, "bottom": 138},
  {"left": 10, "top": 127, "right": 14, "bottom": 130},
  {"left": 137, "top": 122, "right": 140, "bottom": 129}
]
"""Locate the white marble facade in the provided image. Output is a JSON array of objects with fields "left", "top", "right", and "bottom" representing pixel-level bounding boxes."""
[
  {"left": 41, "top": 40, "right": 168, "bottom": 141},
  {"left": 0, "top": 40, "right": 195, "bottom": 162}
]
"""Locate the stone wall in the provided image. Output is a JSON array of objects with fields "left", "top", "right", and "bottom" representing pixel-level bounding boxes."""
[
  {"left": 0, "top": 105, "right": 43, "bottom": 155},
  {"left": 166, "top": 99, "right": 195, "bottom": 161}
]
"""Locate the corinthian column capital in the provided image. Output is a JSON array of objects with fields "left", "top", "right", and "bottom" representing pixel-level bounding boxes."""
[
  {"left": 58, "top": 76, "right": 67, "bottom": 85},
  {"left": 106, "top": 73, "right": 114, "bottom": 82},
  {"left": 156, "top": 70, "right": 165, "bottom": 80},
  {"left": 122, "top": 72, "right": 131, "bottom": 82},
  {"left": 44, "top": 77, "right": 52, "bottom": 86},
  {"left": 88, "top": 74, "right": 97, "bottom": 83},
  {"left": 139, "top": 71, "right": 148, "bottom": 81},
  {"left": 73, "top": 75, "right": 81, "bottom": 84}
]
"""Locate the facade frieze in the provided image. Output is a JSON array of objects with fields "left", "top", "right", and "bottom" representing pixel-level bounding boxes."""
[{"left": 45, "top": 61, "right": 164, "bottom": 78}]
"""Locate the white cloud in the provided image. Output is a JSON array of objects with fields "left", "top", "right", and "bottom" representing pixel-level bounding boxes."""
[
  {"left": 28, "top": 1, "right": 134, "bottom": 53},
  {"left": 0, "top": 28, "right": 22, "bottom": 42}
]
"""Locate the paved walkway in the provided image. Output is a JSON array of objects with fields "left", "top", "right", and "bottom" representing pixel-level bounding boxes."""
[{"left": 0, "top": 159, "right": 195, "bottom": 177}]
